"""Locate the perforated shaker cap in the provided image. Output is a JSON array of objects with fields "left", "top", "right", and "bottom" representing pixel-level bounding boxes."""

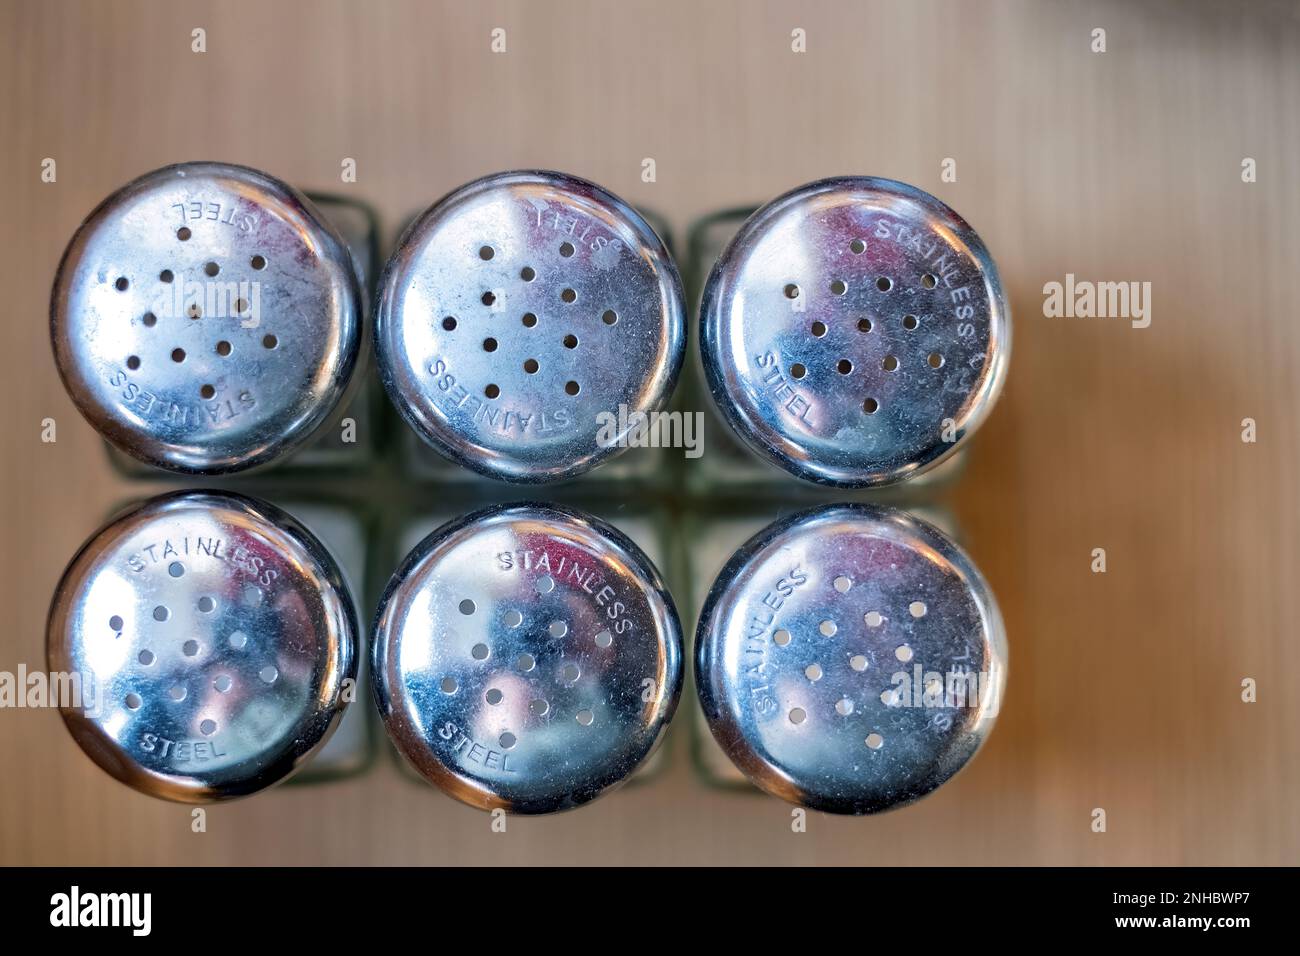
[
  {"left": 700, "top": 177, "right": 1010, "bottom": 487},
  {"left": 372, "top": 503, "right": 683, "bottom": 813},
  {"left": 51, "top": 162, "right": 363, "bottom": 474},
  {"left": 47, "top": 491, "right": 358, "bottom": 803},
  {"left": 375, "top": 171, "right": 686, "bottom": 482},
  {"left": 695, "top": 504, "right": 1006, "bottom": 814}
]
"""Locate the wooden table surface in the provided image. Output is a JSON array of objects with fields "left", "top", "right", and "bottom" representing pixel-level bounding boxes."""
[{"left": 1, "top": 0, "right": 1296, "bottom": 865}]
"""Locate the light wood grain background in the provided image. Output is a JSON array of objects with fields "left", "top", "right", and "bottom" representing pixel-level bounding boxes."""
[{"left": 1, "top": 0, "right": 1296, "bottom": 865}]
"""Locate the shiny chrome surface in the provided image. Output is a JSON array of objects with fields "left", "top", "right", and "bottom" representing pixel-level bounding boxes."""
[
  {"left": 700, "top": 177, "right": 1010, "bottom": 487},
  {"left": 47, "top": 491, "right": 358, "bottom": 802},
  {"left": 375, "top": 170, "right": 686, "bottom": 482},
  {"left": 695, "top": 504, "right": 1006, "bottom": 814},
  {"left": 373, "top": 503, "right": 683, "bottom": 812},
  {"left": 51, "top": 162, "right": 363, "bottom": 474}
]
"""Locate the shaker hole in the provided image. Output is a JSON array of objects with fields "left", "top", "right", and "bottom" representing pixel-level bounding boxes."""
[
  {"left": 459, "top": 599, "right": 476, "bottom": 615},
  {"left": 126, "top": 356, "right": 141, "bottom": 371},
  {"left": 601, "top": 309, "right": 618, "bottom": 325},
  {"left": 863, "top": 397, "right": 879, "bottom": 414},
  {"left": 478, "top": 245, "right": 494, "bottom": 261},
  {"left": 811, "top": 321, "right": 827, "bottom": 337},
  {"left": 471, "top": 643, "right": 490, "bottom": 661},
  {"left": 250, "top": 255, "right": 267, "bottom": 270},
  {"left": 564, "top": 380, "right": 580, "bottom": 396},
  {"left": 789, "top": 707, "right": 807, "bottom": 725},
  {"left": 485, "top": 384, "right": 500, "bottom": 399}
]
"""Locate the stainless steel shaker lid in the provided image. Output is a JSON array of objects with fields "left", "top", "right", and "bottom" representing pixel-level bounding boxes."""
[
  {"left": 375, "top": 171, "right": 686, "bottom": 482},
  {"left": 47, "top": 491, "right": 358, "bottom": 802},
  {"left": 700, "top": 177, "right": 1010, "bottom": 487},
  {"left": 372, "top": 503, "right": 683, "bottom": 812},
  {"left": 51, "top": 162, "right": 363, "bottom": 474},
  {"left": 695, "top": 504, "right": 1006, "bottom": 814}
]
